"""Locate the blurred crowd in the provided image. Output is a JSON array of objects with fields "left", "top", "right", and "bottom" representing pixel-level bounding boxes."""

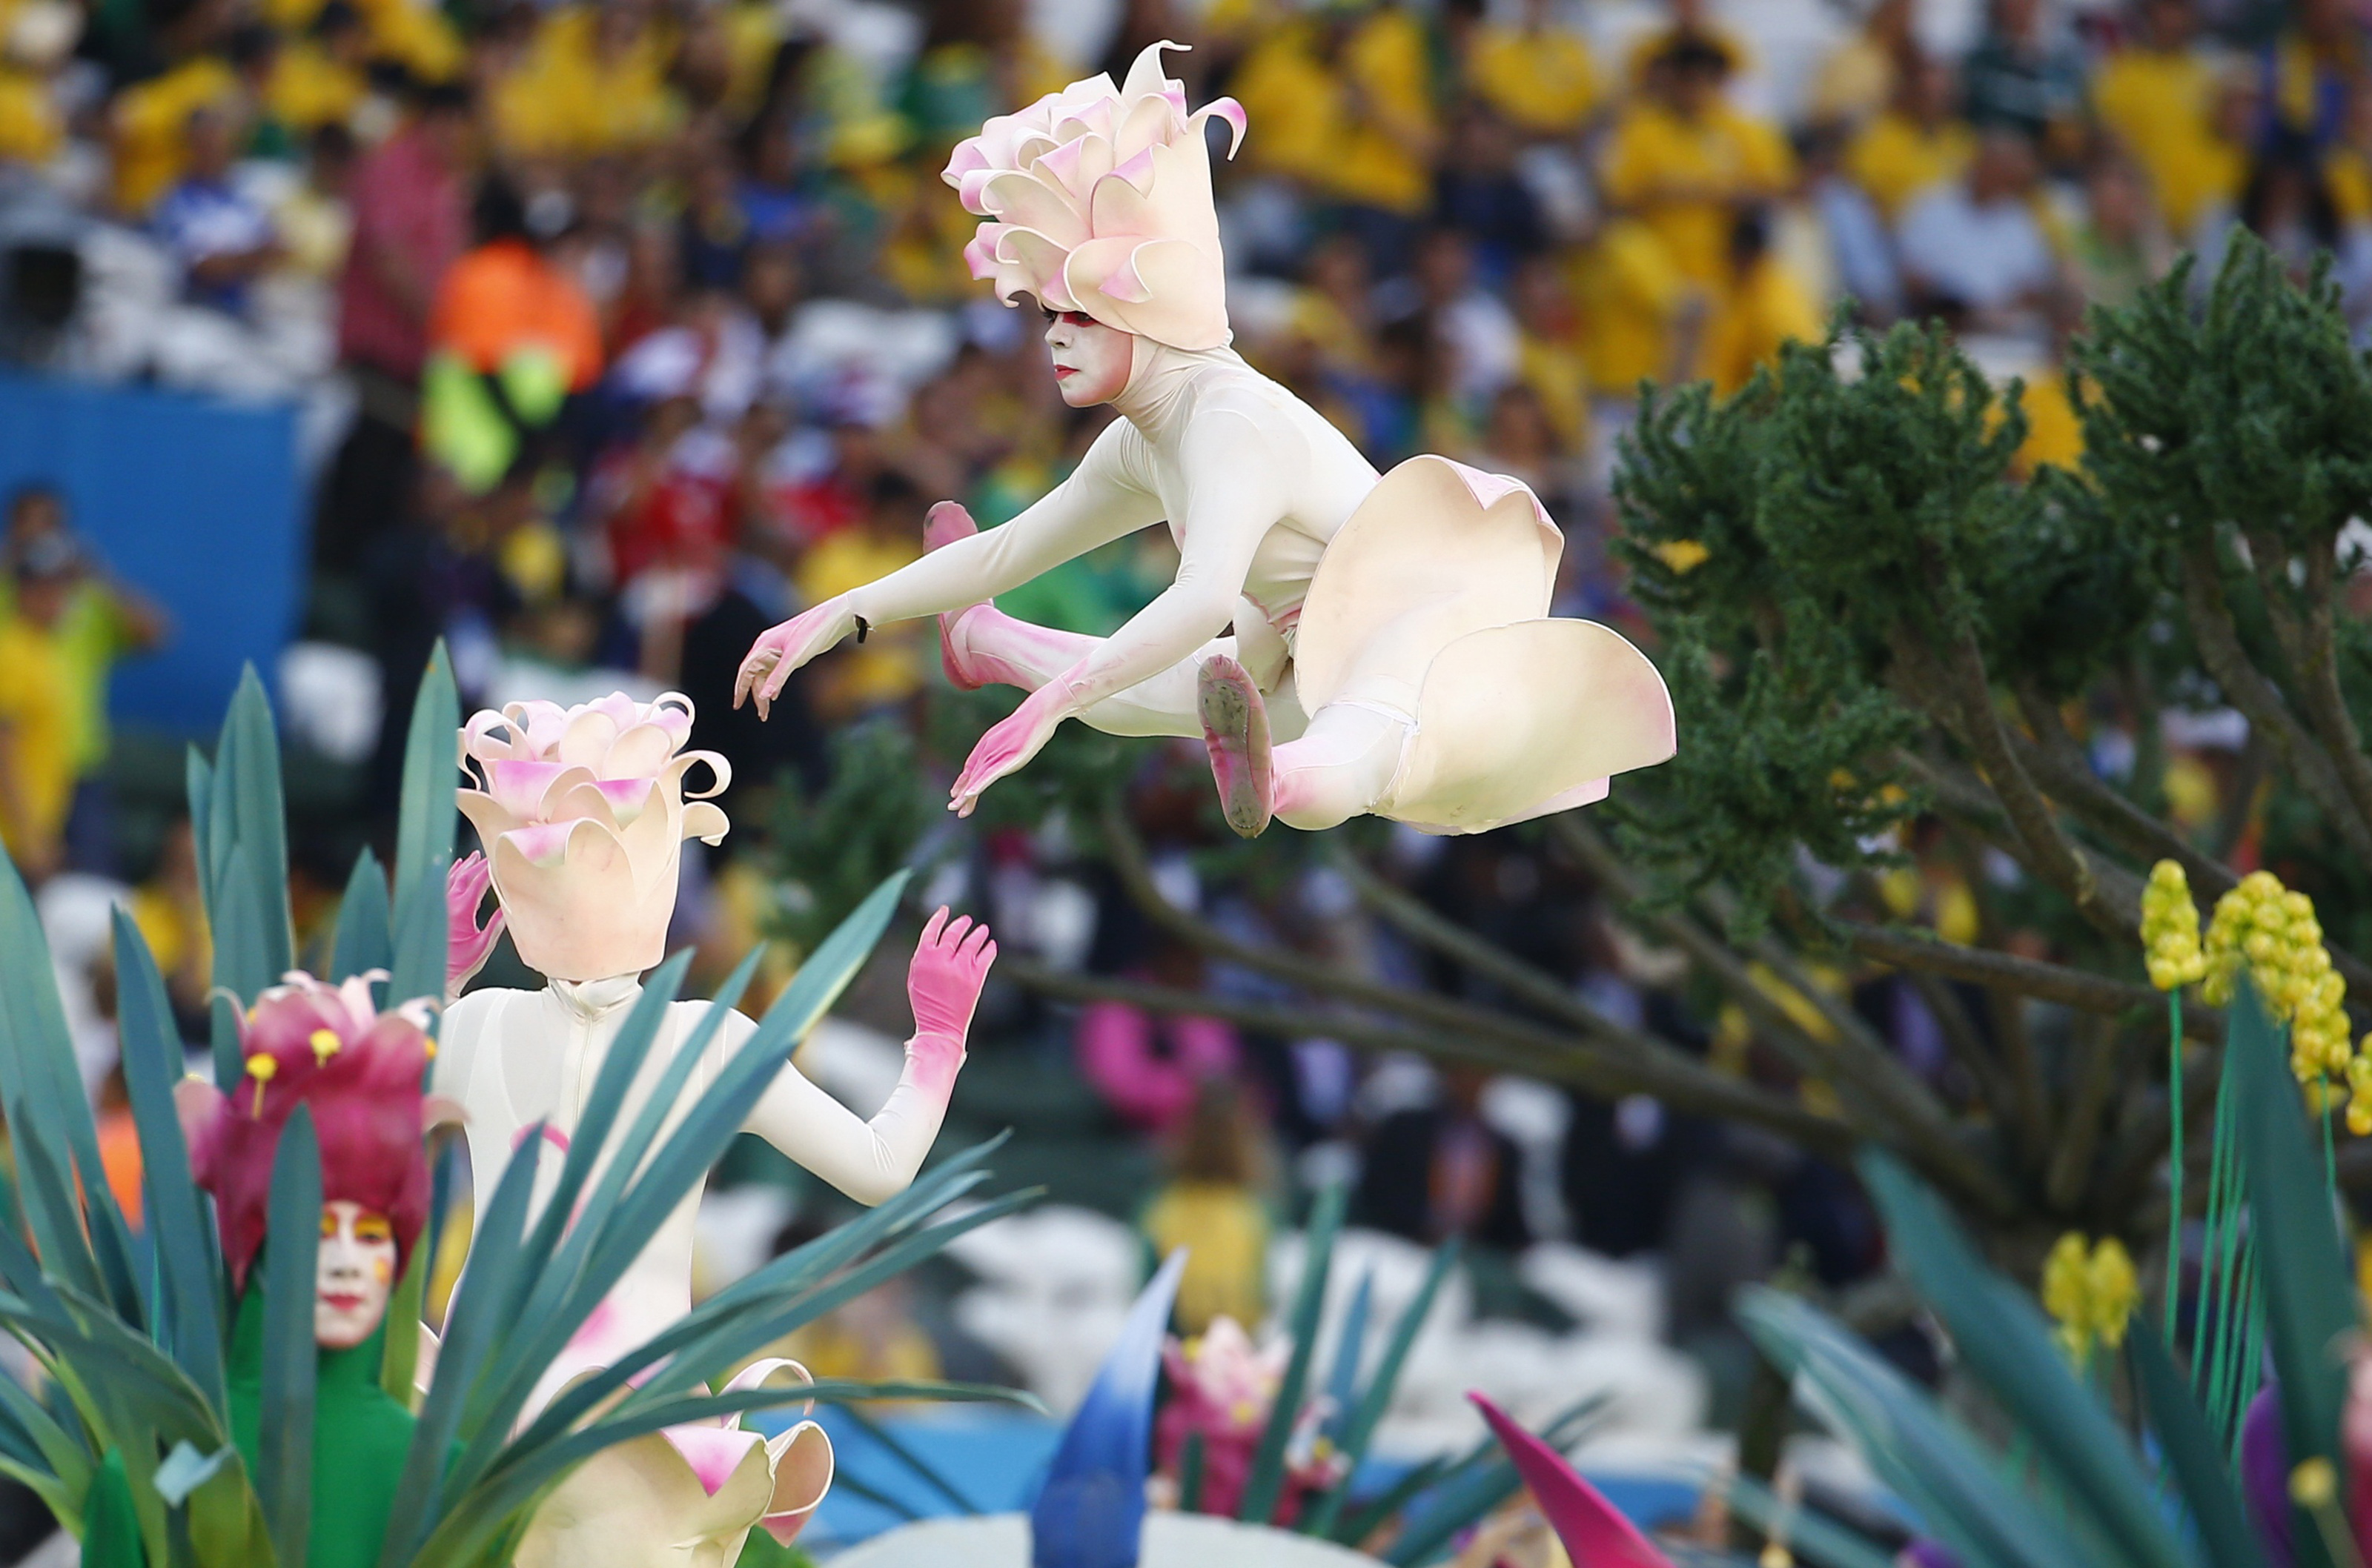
[{"left": 0, "top": 0, "right": 2364, "bottom": 1482}]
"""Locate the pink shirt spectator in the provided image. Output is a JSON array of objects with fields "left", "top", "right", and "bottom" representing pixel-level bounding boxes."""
[
  {"left": 1076, "top": 1000, "right": 1242, "bottom": 1136},
  {"left": 337, "top": 120, "right": 466, "bottom": 382}
]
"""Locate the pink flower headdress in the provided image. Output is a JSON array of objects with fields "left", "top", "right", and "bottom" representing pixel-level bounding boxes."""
[
  {"left": 456, "top": 692, "right": 730, "bottom": 982},
  {"left": 181, "top": 972, "right": 436, "bottom": 1291},
  {"left": 943, "top": 39, "right": 1246, "bottom": 352}
]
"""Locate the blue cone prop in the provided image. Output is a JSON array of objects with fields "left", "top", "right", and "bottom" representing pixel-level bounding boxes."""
[{"left": 1031, "top": 1249, "right": 1190, "bottom": 1568}]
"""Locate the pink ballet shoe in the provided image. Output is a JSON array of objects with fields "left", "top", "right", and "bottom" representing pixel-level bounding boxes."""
[
  {"left": 1197, "top": 655, "right": 1273, "bottom": 839},
  {"left": 927, "top": 501, "right": 988, "bottom": 690}
]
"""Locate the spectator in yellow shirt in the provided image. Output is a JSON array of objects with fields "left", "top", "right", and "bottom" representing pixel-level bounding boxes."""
[
  {"left": 492, "top": 0, "right": 680, "bottom": 157},
  {"left": 1230, "top": 2, "right": 1440, "bottom": 233},
  {"left": 1696, "top": 208, "right": 1821, "bottom": 398},
  {"left": 0, "top": 534, "right": 79, "bottom": 880},
  {"left": 1507, "top": 256, "right": 1592, "bottom": 456},
  {"left": 1569, "top": 216, "right": 1690, "bottom": 396},
  {"left": 265, "top": 0, "right": 369, "bottom": 133},
  {"left": 1600, "top": 36, "right": 1794, "bottom": 290},
  {"left": 1621, "top": 0, "right": 1750, "bottom": 93},
  {"left": 1844, "top": 55, "right": 1975, "bottom": 222},
  {"left": 1806, "top": 0, "right": 1913, "bottom": 130},
  {"left": 1456, "top": 0, "right": 1600, "bottom": 140},
  {"left": 795, "top": 472, "right": 926, "bottom": 720},
  {"left": 110, "top": 51, "right": 243, "bottom": 214},
  {"left": 2093, "top": 0, "right": 2230, "bottom": 238}
]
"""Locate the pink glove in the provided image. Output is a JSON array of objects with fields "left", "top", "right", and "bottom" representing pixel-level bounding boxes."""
[
  {"left": 906, "top": 907, "right": 995, "bottom": 1095},
  {"left": 447, "top": 852, "right": 507, "bottom": 995}
]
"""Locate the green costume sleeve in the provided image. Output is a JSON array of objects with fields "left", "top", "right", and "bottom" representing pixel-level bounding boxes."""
[{"left": 81, "top": 1449, "right": 148, "bottom": 1568}]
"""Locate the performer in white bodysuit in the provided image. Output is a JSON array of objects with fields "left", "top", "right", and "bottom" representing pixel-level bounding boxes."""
[
  {"left": 434, "top": 691, "right": 995, "bottom": 1562},
  {"left": 736, "top": 42, "right": 1676, "bottom": 837}
]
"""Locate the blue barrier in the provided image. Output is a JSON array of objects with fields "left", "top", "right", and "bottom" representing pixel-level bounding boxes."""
[{"left": 0, "top": 372, "right": 302, "bottom": 734}]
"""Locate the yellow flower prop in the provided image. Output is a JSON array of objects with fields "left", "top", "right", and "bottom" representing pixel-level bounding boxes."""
[
  {"left": 2199, "top": 871, "right": 2349, "bottom": 1083},
  {"left": 2041, "top": 1232, "right": 2139, "bottom": 1363},
  {"left": 2140, "top": 861, "right": 2207, "bottom": 992}
]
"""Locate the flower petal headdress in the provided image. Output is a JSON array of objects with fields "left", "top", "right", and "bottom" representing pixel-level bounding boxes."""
[
  {"left": 182, "top": 971, "right": 437, "bottom": 1291},
  {"left": 457, "top": 692, "right": 730, "bottom": 982},
  {"left": 943, "top": 39, "right": 1245, "bottom": 352}
]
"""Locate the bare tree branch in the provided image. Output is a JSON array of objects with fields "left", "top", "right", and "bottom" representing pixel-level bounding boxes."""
[
  {"left": 995, "top": 962, "right": 1856, "bottom": 1155},
  {"left": 1548, "top": 816, "right": 2015, "bottom": 1216},
  {"left": 1080, "top": 803, "right": 1884, "bottom": 1164},
  {"left": 2044, "top": 1014, "right": 2119, "bottom": 1212},
  {"left": 1838, "top": 922, "right": 2220, "bottom": 1037},
  {"left": 1327, "top": 850, "right": 1607, "bottom": 1036},
  {"left": 1904, "top": 969, "right": 2015, "bottom": 1129}
]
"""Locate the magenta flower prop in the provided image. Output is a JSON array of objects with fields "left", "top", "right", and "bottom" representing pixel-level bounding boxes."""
[
  {"left": 942, "top": 40, "right": 1245, "bottom": 352},
  {"left": 456, "top": 692, "right": 730, "bottom": 981},
  {"left": 1155, "top": 1317, "right": 1338, "bottom": 1525}
]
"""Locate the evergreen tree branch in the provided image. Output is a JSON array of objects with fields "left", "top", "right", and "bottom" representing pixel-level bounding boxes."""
[
  {"left": 2177, "top": 536, "right": 2372, "bottom": 861},
  {"left": 1929, "top": 605, "right": 2127, "bottom": 940},
  {"left": 2008, "top": 677, "right": 2238, "bottom": 900},
  {"left": 2257, "top": 535, "right": 2372, "bottom": 845}
]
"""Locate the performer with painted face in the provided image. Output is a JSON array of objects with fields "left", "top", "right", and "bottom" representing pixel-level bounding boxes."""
[
  {"left": 178, "top": 972, "right": 440, "bottom": 1568},
  {"left": 735, "top": 42, "right": 1676, "bottom": 837}
]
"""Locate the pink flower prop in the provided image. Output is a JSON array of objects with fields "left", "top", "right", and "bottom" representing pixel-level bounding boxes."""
[
  {"left": 1153, "top": 1317, "right": 1336, "bottom": 1524},
  {"left": 941, "top": 39, "right": 1245, "bottom": 352},
  {"left": 517, "top": 1359, "right": 834, "bottom": 1568},
  {"left": 456, "top": 692, "right": 730, "bottom": 982}
]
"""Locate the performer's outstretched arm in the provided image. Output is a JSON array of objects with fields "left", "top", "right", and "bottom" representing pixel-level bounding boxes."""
[
  {"left": 735, "top": 909, "right": 995, "bottom": 1206},
  {"left": 736, "top": 422, "right": 1162, "bottom": 713},
  {"left": 947, "top": 408, "right": 1294, "bottom": 811}
]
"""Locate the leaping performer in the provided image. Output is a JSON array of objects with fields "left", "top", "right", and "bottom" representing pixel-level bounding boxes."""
[{"left": 735, "top": 41, "right": 1677, "bottom": 837}]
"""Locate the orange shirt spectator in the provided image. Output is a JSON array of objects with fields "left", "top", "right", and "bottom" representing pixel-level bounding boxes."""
[{"left": 430, "top": 239, "right": 603, "bottom": 393}]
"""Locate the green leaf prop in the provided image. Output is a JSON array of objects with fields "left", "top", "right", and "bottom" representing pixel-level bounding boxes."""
[
  {"left": 2126, "top": 1320, "right": 2260, "bottom": 1567},
  {"left": 2229, "top": 978, "right": 2356, "bottom": 1568},
  {"left": 1239, "top": 1180, "right": 1344, "bottom": 1525},
  {"left": 112, "top": 907, "right": 228, "bottom": 1413},
  {"left": 258, "top": 1107, "right": 322, "bottom": 1568},
  {"left": 1308, "top": 1239, "right": 1459, "bottom": 1541},
  {"left": 329, "top": 848, "right": 393, "bottom": 986},
  {"left": 1858, "top": 1151, "right": 2191, "bottom": 1568},
  {"left": 1740, "top": 1289, "right": 2087, "bottom": 1568},
  {"left": 388, "top": 647, "right": 457, "bottom": 1010}
]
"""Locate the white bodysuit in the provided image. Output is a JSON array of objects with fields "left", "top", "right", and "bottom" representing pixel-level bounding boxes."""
[
  {"left": 434, "top": 977, "right": 953, "bottom": 1410},
  {"left": 838, "top": 342, "right": 1429, "bottom": 825},
  {"left": 781, "top": 336, "right": 1673, "bottom": 834}
]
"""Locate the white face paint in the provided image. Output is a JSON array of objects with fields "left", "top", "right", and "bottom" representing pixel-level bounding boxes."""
[
  {"left": 316, "top": 1200, "right": 399, "bottom": 1349},
  {"left": 1044, "top": 309, "right": 1133, "bottom": 407}
]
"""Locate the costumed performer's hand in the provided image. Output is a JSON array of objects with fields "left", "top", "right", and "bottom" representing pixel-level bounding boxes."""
[
  {"left": 446, "top": 851, "right": 506, "bottom": 997},
  {"left": 948, "top": 679, "right": 1070, "bottom": 817},
  {"left": 905, "top": 906, "right": 996, "bottom": 1094},
  {"left": 734, "top": 595, "right": 859, "bottom": 718}
]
